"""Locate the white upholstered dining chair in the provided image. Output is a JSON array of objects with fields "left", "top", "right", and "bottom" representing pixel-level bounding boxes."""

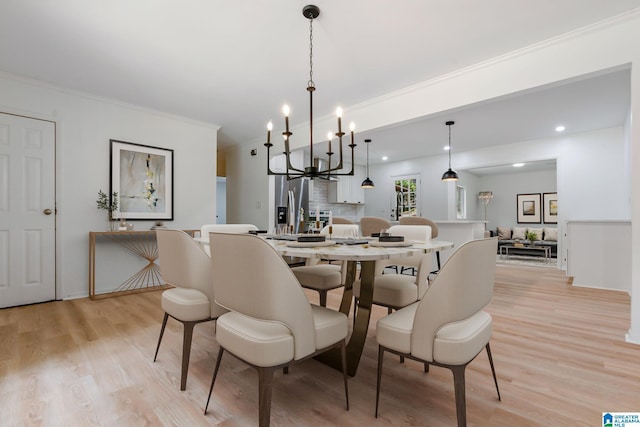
[
  {"left": 399, "top": 216, "right": 441, "bottom": 271},
  {"left": 154, "top": 229, "right": 228, "bottom": 391},
  {"left": 353, "top": 224, "right": 433, "bottom": 315},
  {"left": 375, "top": 237, "right": 501, "bottom": 427},
  {"left": 291, "top": 223, "right": 360, "bottom": 307},
  {"left": 205, "top": 232, "right": 349, "bottom": 427}
]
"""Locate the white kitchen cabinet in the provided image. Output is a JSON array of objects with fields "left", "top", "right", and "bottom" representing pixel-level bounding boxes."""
[{"left": 328, "top": 164, "right": 365, "bottom": 204}]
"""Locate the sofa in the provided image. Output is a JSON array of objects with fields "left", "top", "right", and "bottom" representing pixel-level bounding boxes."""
[{"left": 492, "top": 226, "right": 558, "bottom": 258}]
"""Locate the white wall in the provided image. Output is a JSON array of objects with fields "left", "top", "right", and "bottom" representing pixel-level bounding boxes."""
[
  {"left": 0, "top": 73, "right": 219, "bottom": 299},
  {"left": 225, "top": 142, "right": 270, "bottom": 230}
]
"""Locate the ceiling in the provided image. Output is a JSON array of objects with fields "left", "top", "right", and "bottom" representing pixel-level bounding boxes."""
[{"left": 1, "top": 1, "right": 637, "bottom": 166}]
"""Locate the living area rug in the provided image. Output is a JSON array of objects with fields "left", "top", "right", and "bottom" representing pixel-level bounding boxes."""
[{"left": 496, "top": 254, "right": 558, "bottom": 268}]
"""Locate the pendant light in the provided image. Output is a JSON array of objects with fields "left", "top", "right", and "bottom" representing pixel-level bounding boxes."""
[
  {"left": 361, "top": 139, "right": 375, "bottom": 188},
  {"left": 441, "top": 120, "right": 459, "bottom": 182}
]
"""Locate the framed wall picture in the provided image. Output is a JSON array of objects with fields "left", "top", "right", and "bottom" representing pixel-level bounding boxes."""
[
  {"left": 110, "top": 139, "right": 174, "bottom": 220},
  {"left": 543, "top": 192, "right": 558, "bottom": 224},
  {"left": 517, "top": 193, "right": 541, "bottom": 224}
]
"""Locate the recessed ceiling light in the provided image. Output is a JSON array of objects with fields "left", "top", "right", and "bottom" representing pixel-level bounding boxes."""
[
  {"left": 443, "top": 146, "right": 450, "bottom": 151},
  {"left": 381, "top": 156, "right": 388, "bottom": 161},
  {"left": 513, "top": 163, "right": 525, "bottom": 168},
  {"left": 555, "top": 125, "right": 566, "bottom": 132}
]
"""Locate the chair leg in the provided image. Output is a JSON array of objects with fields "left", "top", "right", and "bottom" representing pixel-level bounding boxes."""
[
  {"left": 318, "top": 290, "right": 328, "bottom": 307},
  {"left": 424, "top": 362, "right": 429, "bottom": 372},
  {"left": 339, "top": 340, "right": 350, "bottom": 410},
  {"left": 205, "top": 347, "right": 225, "bottom": 414},
  {"left": 375, "top": 346, "right": 385, "bottom": 418},
  {"left": 353, "top": 297, "right": 358, "bottom": 327},
  {"left": 451, "top": 365, "right": 467, "bottom": 427},
  {"left": 153, "top": 312, "right": 169, "bottom": 362},
  {"left": 485, "top": 343, "right": 501, "bottom": 401},
  {"left": 258, "top": 366, "right": 276, "bottom": 427},
  {"left": 180, "top": 321, "right": 197, "bottom": 391},
  {"left": 431, "top": 251, "right": 442, "bottom": 275}
]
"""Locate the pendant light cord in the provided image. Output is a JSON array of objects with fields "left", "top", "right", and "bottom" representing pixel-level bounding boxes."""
[{"left": 448, "top": 123, "right": 452, "bottom": 168}]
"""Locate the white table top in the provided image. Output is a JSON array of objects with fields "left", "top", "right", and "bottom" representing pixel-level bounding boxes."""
[
  {"left": 269, "top": 239, "right": 453, "bottom": 261},
  {"left": 195, "top": 235, "right": 453, "bottom": 261}
]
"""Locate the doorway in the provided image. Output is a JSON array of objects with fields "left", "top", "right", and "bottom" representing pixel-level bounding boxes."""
[
  {"left": 0, "top": 113, "right": 56, "bottom": 308},
  {"left": 391, "top": 174, "right": 420, "bottom": 220},
  {"left": 216, "top": 176, "right": 227, "bottom": 223}
]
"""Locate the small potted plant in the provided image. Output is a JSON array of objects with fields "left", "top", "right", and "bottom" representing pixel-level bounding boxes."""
[
  {"left": 96, "top": 189, "right": 119, "bottom": 231},
  {"left": 525, "top": 230, "right": 538, "bottom": 246}
]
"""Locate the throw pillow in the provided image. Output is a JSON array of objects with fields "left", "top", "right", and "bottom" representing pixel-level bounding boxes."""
[
  {"left": 543, "top": 227, "right": 558, "bottom": 241},
  {"left": 528, "top": 228, "right": 543, "bottom": 240},
  {"left": 512, "top": 227, "right": 527, "bottom": 240},
  {"left": 497, "top": 227, "right": 511, "bottom": 239}
]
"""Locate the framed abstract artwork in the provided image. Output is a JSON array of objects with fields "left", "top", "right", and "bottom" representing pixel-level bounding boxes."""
[
  {"left": 543, "top": 192, "right": 558, "bottom": 224},
  {"left": 110, "top": 139, "right": 174, "bottom": 220},
  {"left": 516, "top": 193, "right": 541, "bottom": 224}
]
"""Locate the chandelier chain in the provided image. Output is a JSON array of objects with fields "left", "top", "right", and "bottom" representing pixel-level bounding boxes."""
[{"left": 308, "top": 15, "right": 315, "bottom": 88}]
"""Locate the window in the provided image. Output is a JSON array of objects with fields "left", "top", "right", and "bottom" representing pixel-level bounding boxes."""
[{"left": 456, "top": 185, "right": 466, "bottom": 219}]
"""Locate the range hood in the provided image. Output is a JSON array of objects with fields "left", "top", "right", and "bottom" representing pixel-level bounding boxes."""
[{"left": 311, "top": 158, "right": 339, "bottom": 181}]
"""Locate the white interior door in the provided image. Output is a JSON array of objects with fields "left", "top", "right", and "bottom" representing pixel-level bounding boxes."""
[{"left": 0, "top": 113, "right": 56, "bottom": 308}]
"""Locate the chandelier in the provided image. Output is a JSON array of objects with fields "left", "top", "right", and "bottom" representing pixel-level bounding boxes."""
[{"left": 264, "top": 4, "right": 356, "bottom": 180}]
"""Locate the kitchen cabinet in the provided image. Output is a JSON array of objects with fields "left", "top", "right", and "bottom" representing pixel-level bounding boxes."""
[{"left": 328, "top": 164, "right": 365, "bottom": 204}]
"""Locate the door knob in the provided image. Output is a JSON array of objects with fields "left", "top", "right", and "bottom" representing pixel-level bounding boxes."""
[{"left": 43, "top": 209, "right": 52, "bottom": 215}]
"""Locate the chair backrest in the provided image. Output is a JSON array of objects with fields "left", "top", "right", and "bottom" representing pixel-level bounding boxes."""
[
  {"left": 411, "top": 237, "right": 498, "bottom": 361},
  {"left": 379, "top": 225, "right": 434, "bottom": 297},
  {"left": 200, "top": 223, "right": 258, "bottom": 239},
  {"left": 320, "top": 223, "right": 360, "bottom": 238},
  {"left": 209, "top": 232, "right": 316, "bottom": 360},
  {"left": 399, "top": 216, "right": 439, "bottom": 238},
  {"left": 331, "top": 217, "right": 354, "bottom": 224},
  {"left": 200, "top": 223, "right": 258, "bottom": 255},
  {"left": 156, "top": 229, "right": 227, "bottom": 318},
  {"left": 383, "top": 225, "right": 432, "bottom": 272},
  {"left": 360, "top": 216, "right": 391, "bottom": 237},
  {"left": 388, "top": 224, "right": 431, "bottom": 243}
]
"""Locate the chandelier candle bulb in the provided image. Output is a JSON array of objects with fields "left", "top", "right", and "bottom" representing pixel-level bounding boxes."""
[
  {"left": 336, "top": 107, "right": 343, "bottom": 133},
  {"left": 267, "top": 121, "right": 273, "bottom": 144},
  {"left": 350, "top": 122, "right": 355, "bottom": 144},
  {"left": 283, "top": 105, "right": 290, "bottom": 134}
]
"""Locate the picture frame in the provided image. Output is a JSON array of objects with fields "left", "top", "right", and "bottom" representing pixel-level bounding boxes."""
[
  {"left": 110, "top": 139, "right": 174, "bottom": 220},
  {"left": 543, "top": 192, "right": 558, "bottom": 224},
  {"left": 517, "top": 193, "right": 541, "bottom": 224}
]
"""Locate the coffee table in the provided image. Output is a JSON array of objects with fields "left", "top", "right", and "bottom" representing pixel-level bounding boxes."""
[{"left": 500, "top": 244, "right": 551, "bottom": 262}]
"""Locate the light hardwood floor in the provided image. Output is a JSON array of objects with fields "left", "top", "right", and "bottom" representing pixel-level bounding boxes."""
[{"left": 1, "top": 265, "right": 638, "bottom": 426}]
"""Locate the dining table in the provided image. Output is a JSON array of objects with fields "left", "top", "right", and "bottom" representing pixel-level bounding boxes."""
[
  {"left": 264, "top": 236, "right": 454, "bottom": 376},
  {"left": 196, "top": 233, "right": 454, "bottom": 376}
]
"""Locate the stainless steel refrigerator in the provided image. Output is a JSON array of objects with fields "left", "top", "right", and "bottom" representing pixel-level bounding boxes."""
[{"left": 274, "top": 176, "right": 309, "bottom": 233}]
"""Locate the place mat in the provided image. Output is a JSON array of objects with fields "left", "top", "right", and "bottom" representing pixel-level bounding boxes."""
[
  {"left": 285, "top": 240, "right": 337, "bottom": 248},
  {"left": 333, "top": 238, "right": 370, "bottom": 245},
  {"left": 369, "top": 240, "right": 414, "bottom": 248}
]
